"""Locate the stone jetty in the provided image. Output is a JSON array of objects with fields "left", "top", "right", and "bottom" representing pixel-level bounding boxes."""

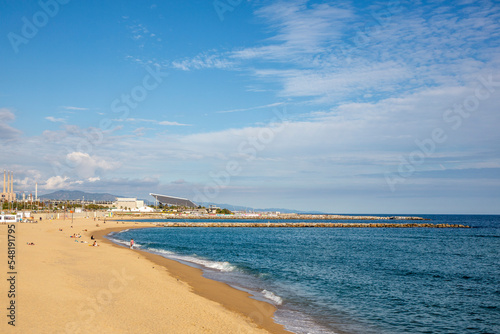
[{"left": 154, "top": 222, "right": 470, "bottom": 228}]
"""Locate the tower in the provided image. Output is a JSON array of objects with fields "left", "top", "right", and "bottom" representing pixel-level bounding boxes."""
[
  {"left": 10, "top": 171, "right": 14, "bottom": 201},
  {"left": 1, "top": 170, "right": 16, "bottom": 202},
  {"left": 1, "top": 170, "right": 5, "bottom": 202}
]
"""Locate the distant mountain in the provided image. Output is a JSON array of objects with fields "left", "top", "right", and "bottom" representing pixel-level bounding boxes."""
[
  {"left": 196, "top": 202, "right": 323, "bottom": 214},
  {"left": 39, "top": 190, "right": 118, "bottom": 201}
]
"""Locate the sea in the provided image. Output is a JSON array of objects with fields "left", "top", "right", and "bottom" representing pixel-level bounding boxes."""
[{"left": 107, "top": 215, "right": 499, "bottom": 334}]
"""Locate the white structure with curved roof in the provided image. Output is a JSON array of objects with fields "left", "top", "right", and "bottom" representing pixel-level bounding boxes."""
[{"left": 149, "top": 193, "right": 197, "bottom": 208}]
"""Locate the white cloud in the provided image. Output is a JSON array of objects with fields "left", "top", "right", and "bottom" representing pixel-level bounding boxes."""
[
  {"left": 172, "top": 52, "right": 234, "bottom": 71},
  {"left": 158, "top": 121, "right": 190, "bottom": 126},
  {"left": 130, "top": 23, "right": 149, "bottom": 40},
  {"left": 45, "top": 116, "right": 66, "bottom": 123},
  {"left": 115, "top": 118, "right": 190, "bottom": 126},
  {"left": 44, "top": 176, "right": 71, "bottom": 190},
  {"left": 0, "top": 108, "right": 21, "bottom": 140},
  {"left": 133, "top": 127, "right": 147, "bottom": 137},
  {"left": 61, "top": 106, "right": 89, "bottom": 111},
  {"left": 232, "top": 1, "right": 353, "bottom": 61},
  {"left": 216, "top": 102, "right": 285, "bottom": 114},
  {"left": 65, "top": 152, "right": 121, "bottom": 179},
  {"left": 43, "top": 176, "right": 88, "bottom": 190}
]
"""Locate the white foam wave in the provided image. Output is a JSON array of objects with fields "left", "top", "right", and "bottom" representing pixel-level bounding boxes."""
[
  {"left": 108, "top": 236, "right": 142, "bottom": 248},
  {"left": 262, "top": 289, "right": 283, "bottom": 305},
  {"left": 148, "top": 248, "right": 175, "bottom": 255},
  {"left": 168, "top": 254, "right": 236, "bottom": 272},
  {"left": 108, "top": 238, "right": 130, "bottom": 247}
]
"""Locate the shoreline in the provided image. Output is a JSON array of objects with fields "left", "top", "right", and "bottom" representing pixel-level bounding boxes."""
[
  {"left": 94, "top": 225, "right": 293, "bottom": 334},
  {"left": 0, "top": 218, "right": 291, "bottom": 333}
]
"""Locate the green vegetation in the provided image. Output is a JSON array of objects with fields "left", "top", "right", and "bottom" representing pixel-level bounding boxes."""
[
  {"left": 1, "top": 201, "right": 109, "bottom": 211},
  {"left": 216, "top": 208, "right": 233, "bottom": 215}
]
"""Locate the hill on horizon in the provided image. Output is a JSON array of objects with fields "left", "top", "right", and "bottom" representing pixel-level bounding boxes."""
[
  {"left": 196, "top": 202, "right": 323, "bottom": 214},
  {"left": 39, "top": 190, "right": 119, "bottom": 201}
]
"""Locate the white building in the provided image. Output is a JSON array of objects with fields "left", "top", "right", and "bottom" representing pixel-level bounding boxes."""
[
  {"left": 113, "top": 198, "right": 145, "bottom": 211},
  {"left": 130, "top": 206, "right": 155, "bottom": 213}
]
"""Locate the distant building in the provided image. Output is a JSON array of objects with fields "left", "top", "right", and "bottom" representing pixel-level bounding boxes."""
[
  {"left": 130, "top": 206, "right": 155, "bottom": 213},
  {"left": 113, "top": 198, "right": 144, "bottom": 210},
  {"left": 208, "top": 205, "right": 220, "bottom": 214}
]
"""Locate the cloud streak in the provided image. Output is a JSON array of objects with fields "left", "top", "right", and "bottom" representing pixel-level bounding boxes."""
[
  {"left": 216, "top": 102, "right": 285, "bottom": 113},
  {"left": 114, "top": 118, "right": 191, "bottom": 126},
  {"left": 61, "top": 106, "right": 89, "bottom": 111},
  {"left": 172, "top": 52, "right": 234, "bottom": 71},
  {"left": 45, "top": 116, "right": 66, "bottom": 123}
]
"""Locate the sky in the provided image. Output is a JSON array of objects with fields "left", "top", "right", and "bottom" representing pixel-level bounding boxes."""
[{"left": 1, "top": 0, "right": 499, "bottom": 214}]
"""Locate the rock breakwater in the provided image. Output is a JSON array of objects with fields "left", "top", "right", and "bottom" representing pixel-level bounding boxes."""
[{"left": 155, "top": 222, "right": 470, "bottom": 228}]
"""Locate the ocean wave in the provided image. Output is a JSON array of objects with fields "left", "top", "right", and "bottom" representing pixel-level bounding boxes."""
[
  {"left": 262, "top": 289, "right": 283, "bottom": 305},
  {"left": 107, "top": 236, "right": 142, "bottom": 248},
  {"left": 148, "top": 247, "right": 175, "bottom": 255},
  {"left": 168, "top": 254, "right": 236, "bottom": 272},
  {"left": 108, "top": 234, "right": 237, "bottom": 272},
  {"left": 127, "top": 244, "right": 236, "bottom": 272}
]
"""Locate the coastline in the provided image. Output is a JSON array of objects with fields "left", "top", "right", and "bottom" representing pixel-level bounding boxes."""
[
  {"left": 0, "top": 218, "right": 291, "bottom": 334},
  {"left": 94, "top": 225, "right": 292, "bottom": 334}
]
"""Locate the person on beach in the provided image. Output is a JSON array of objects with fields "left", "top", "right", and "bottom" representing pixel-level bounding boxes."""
[{"left": 130, "top": 239, "right": 134, "bottom": 249}]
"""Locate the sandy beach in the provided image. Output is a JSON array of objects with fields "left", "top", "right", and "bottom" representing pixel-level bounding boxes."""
[{"left": 0, "top": 218, "right": 291, "bottom": 334}]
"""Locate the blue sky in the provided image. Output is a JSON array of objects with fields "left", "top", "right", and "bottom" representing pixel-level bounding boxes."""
[{"left": 1, "top": 0, "right": 499, "bottom": 214}]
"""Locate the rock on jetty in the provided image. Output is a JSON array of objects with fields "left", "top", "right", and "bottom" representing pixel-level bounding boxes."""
[{"left": 155, "top": 222, "right": 470, "bottom": 228}]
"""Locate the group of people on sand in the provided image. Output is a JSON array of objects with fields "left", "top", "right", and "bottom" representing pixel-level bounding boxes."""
[
  {"left": 26, "top": 242, "right": 35, "bottom": 246},
  {"left": 63, "top": 230, "right": 100, "bottom": 246}
]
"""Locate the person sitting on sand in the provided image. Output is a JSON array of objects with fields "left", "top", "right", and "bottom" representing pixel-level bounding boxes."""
[
  {"left": 93, "top": 241, "right": 99, "bottom": 247},
  {"left": 91, "top": 235, "right": 94, "bottom": 240}
]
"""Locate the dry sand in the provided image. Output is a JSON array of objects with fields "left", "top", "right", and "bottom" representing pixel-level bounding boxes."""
[{"left": 0, "top": 218, "right": 292, "bottom": 334}]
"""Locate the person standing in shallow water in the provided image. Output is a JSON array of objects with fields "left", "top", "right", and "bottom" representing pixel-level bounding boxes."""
[{"left": 130, "top": 238, "right": 134, "bottom": 249}]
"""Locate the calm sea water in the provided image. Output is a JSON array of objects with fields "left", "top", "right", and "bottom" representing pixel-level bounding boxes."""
[{"left": 108, "top": 215, "right": 500, "bottom": 334}]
